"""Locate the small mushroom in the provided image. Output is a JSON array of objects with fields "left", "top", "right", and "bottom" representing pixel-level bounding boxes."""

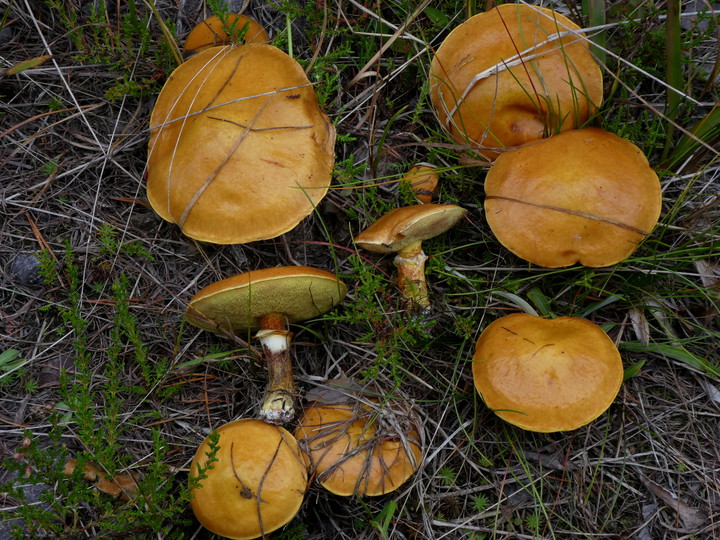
[
  {"left": 401, "top": 163, "right": 440, "bottom": 204},
  {"left": 430, "top": 3, "right": 603, "bottom": 159},
  {"left": 186, "top": 266, "right": 347, "bottom": 424},
  {"left": 183, "top": 14, "right": 269, "bottom": 56},
  {"left": 472, "top": 313, "right": 624, "bottom": 432},
  {"left": 147, "top": 44, "right": 335, "bottom": 244},
  {"left": 294, "top": 380, "right": 422, "bottom": 496},
  {"left": 354, "top": 204, "right": 467, "bottom": 313},
  {"left": 484, "top": 128, "right": 663, "bottom": 267},
  {"left": 189, "top": 418, "right": 308, "bottom": 539}
]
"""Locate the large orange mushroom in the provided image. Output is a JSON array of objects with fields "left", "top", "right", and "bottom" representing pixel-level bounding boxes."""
[
  {"left": 484, "top": 128, "right": 663, "bottom": 267},
  {"left": 472, "top": 313, "right": 624, "bottom": 432},
  {"left": 189, "top": 418, "right": 308, "bottom": 539},
  {"left": 294, "top": 380, "right": 423, "bottom": 496},
  {"left": 147, "top": 44, "right": 335, "bottom": 244},
  {"left": 430, "top": 3, "right": 603, "bottom": 159}
]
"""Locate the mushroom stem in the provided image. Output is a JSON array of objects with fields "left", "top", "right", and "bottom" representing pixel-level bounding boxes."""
[
  {"left": 256, "top": 313, "right": 296, "bottom": 425},
  {"left": 393, "top": 241, "right": 430, "bottom": 313}
]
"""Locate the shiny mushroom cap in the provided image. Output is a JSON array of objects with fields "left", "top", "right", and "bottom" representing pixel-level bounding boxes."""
[
  {"left": 184, "top": 14, "right": 270, "bottom": 55},
  {"left": 430, "top": 3, "right": 603, "bottom": 159},
  {"left": 189, "top": 418, "right": 308, "bottom": 539},
  {"left": 355, "top": 204, "right": 467, "bottom": 254},
  {"left": 294, "top": 382, "right": 423, "bottom": 496},
  {"left": 472, "top": 313, "right": 624, "bottom": 432},
  {"left": 185, "top": 266, "right": 347, "bottom": 334},
  {"left": 484, "top": 128, "right": 662, "bottom": 268},
  {"left": 401, "top": 163, "right": 440, "bottom": 204},
  {"left": 147, "top": 44, "right": 335, "bottom": 244}
]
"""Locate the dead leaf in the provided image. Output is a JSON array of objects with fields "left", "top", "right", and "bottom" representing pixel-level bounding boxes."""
[
  {"left": 63, "top": 458, "right": 141, "bottom": 501},
  {"left": 635, "top": 468, "right": 709, "bottom": 530},
  {"left": 4, "top": 55, "right": 52, "bottom": 76}
]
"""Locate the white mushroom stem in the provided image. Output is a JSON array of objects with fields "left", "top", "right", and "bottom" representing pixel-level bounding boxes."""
[
  {"left": 256, "top": 313, "right": 296, "bottom": 425},
  {"left": 393, "top": 241, "right": 430, "bottom": 314}
]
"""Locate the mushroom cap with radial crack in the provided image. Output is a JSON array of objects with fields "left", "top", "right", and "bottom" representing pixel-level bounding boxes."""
[
  {"left": 429, "top": 3, "right": 603, "bottom": 160},
  {"left": 147, "top": 44, "right": 335, "bottom": 244},
  {"left": 483, "top": 127, "right": 662, "bottom": 268},
  {"left": 183, "top": 14, "right": 270, "bottom": 56},
  {"left": 185, "top": 266, "right": 347, "bottom": 334},
  {"left": 189, "top": 418, "right": 308, "bottom": 539},
  {"left": 401, "top": 163, "right": 440, "bottom": 204},
  {"left": 472, "top": 313, "right": 624, "bottom": 433},
  {"left": 294, "top": 382, "right": 423, "bottom": 496},
  {"left": 354, "top": 204, "right": 467, "bottom": 254}
]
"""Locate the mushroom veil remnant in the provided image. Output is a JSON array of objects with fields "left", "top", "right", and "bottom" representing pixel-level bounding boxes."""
[
  {"left": 186, "top": 266, "right": 347, "bottom": 424},
  {"left": 147, "top": 44, "right": 335, "bottom": 244},
  {"left": 430, "top": 3, "right": 603, "bottom": 159},
  {"left": 472, "top": 313, "right": 624, "bottom": 432}
]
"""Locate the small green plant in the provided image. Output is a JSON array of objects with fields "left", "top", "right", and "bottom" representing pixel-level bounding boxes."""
[
  {"left": 471, "top": 493, "right": 490, "bottom": 513},
  {"left": 438, "top": 465, "right": 458, "bottom": 486},
  {"left": 0, "top": 349, "right": 27, "bottom": 387}
]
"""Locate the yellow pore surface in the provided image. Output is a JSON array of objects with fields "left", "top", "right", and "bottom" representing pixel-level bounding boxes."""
[
  {"left": 472, "top": 314, "right": 624, "bottom": 432},
  {"left": 189, "top": 419, "right": 308, "bottom": 539}
]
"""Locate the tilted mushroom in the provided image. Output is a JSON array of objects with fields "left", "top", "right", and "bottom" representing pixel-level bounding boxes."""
[
  {"left": 484, "top": 128, "right": 662, "bottom": 267},
  {"left": 147, "top": 44, "right": 335, "bottom": 244},
  {"left": 354, "top": 204, "right": 467, "bottom": 313},
  {"left": 472, "top": 313, "right": 624, "bottom": 432},
  {"left": 183, "top": 14, "right": 270, "bottom": 56},
  {"left": 294, "top": 379, "right": 423, "bottom": 496},
  {"left": 189, "top": 418, "right": 308, "bottom": 539},
  {"left": 186, "top": 266, "right": 347, "bottom": 424},
  {"left": 430, "top": 3, "right": 603, "bottom": 160},
  {"left": 401, "top": 163, "right": 440, "bottom": 204}
]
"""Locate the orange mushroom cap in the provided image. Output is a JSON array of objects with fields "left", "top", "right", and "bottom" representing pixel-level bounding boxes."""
[
  {"left": 472, "top": 313, "right": 624, "bottom": 432},
  {"left": 147, "top": 44, "right": 335, "bottom": 244},
  {"left": 189, "top": 418, "right": 308, "bottom": 539},
  {"left": 430, "top": 3, "right": 603, "bottom": 159},
  {"left": 354, "top": 204, "right": 467, "bottom": 255},
  {"left": 294, "top": 383, "right": 422, "bottom": 496},
  {"left": 184, "top": 14, "right": 270, "bottom": 55},
  {"left": 484, "top": 128, "right": 662, "bottom": 268}
]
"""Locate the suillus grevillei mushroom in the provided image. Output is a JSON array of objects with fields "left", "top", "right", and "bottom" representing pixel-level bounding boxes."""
[
  {"left": 354, "top": 204, "right": 467, "bottom": 313},
  {"left": 185, "top": 266, "right": 347, "bottom": 424},
  {"left": 189, "top": 418, "right": 308, "bottom": 539},
  {"left": 430, "top": 3, "right": 603, "bottom": 160},
  {"left": 401, "top": 163, "right": 440, "bottom": 204},
  {"left": 183, "top": 14, "right": 270, "bottom": 56},
  {"left": 471, "top": 313, "right": 624, "bottom": 432},
  {"left": 147, "top": 44, "right": 335, "bottom": 244},
  {"left": 294, "top": 379, "right": 423, "bottom": 496},
  {"left": 484, "top": 127, "right": 663, "bottom": 267}
]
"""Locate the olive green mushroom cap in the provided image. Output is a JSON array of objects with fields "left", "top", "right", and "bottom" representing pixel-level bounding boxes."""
[
  {"left": 186, "top": 266, "right": 347, "bottom": 333},
  {"left": 355, "top": 204, "right": 467, "bottom": 254}
]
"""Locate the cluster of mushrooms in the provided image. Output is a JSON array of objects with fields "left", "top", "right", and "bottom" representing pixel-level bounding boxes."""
[
  {"left": 429, "top": 3, "right": 662, "bottom": 433},
  {"left": 143, "top": 4, "right": 663, "bottom": 538},
  {"left": 147, "top": 14, "right": 423, "bottom": 539}
]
